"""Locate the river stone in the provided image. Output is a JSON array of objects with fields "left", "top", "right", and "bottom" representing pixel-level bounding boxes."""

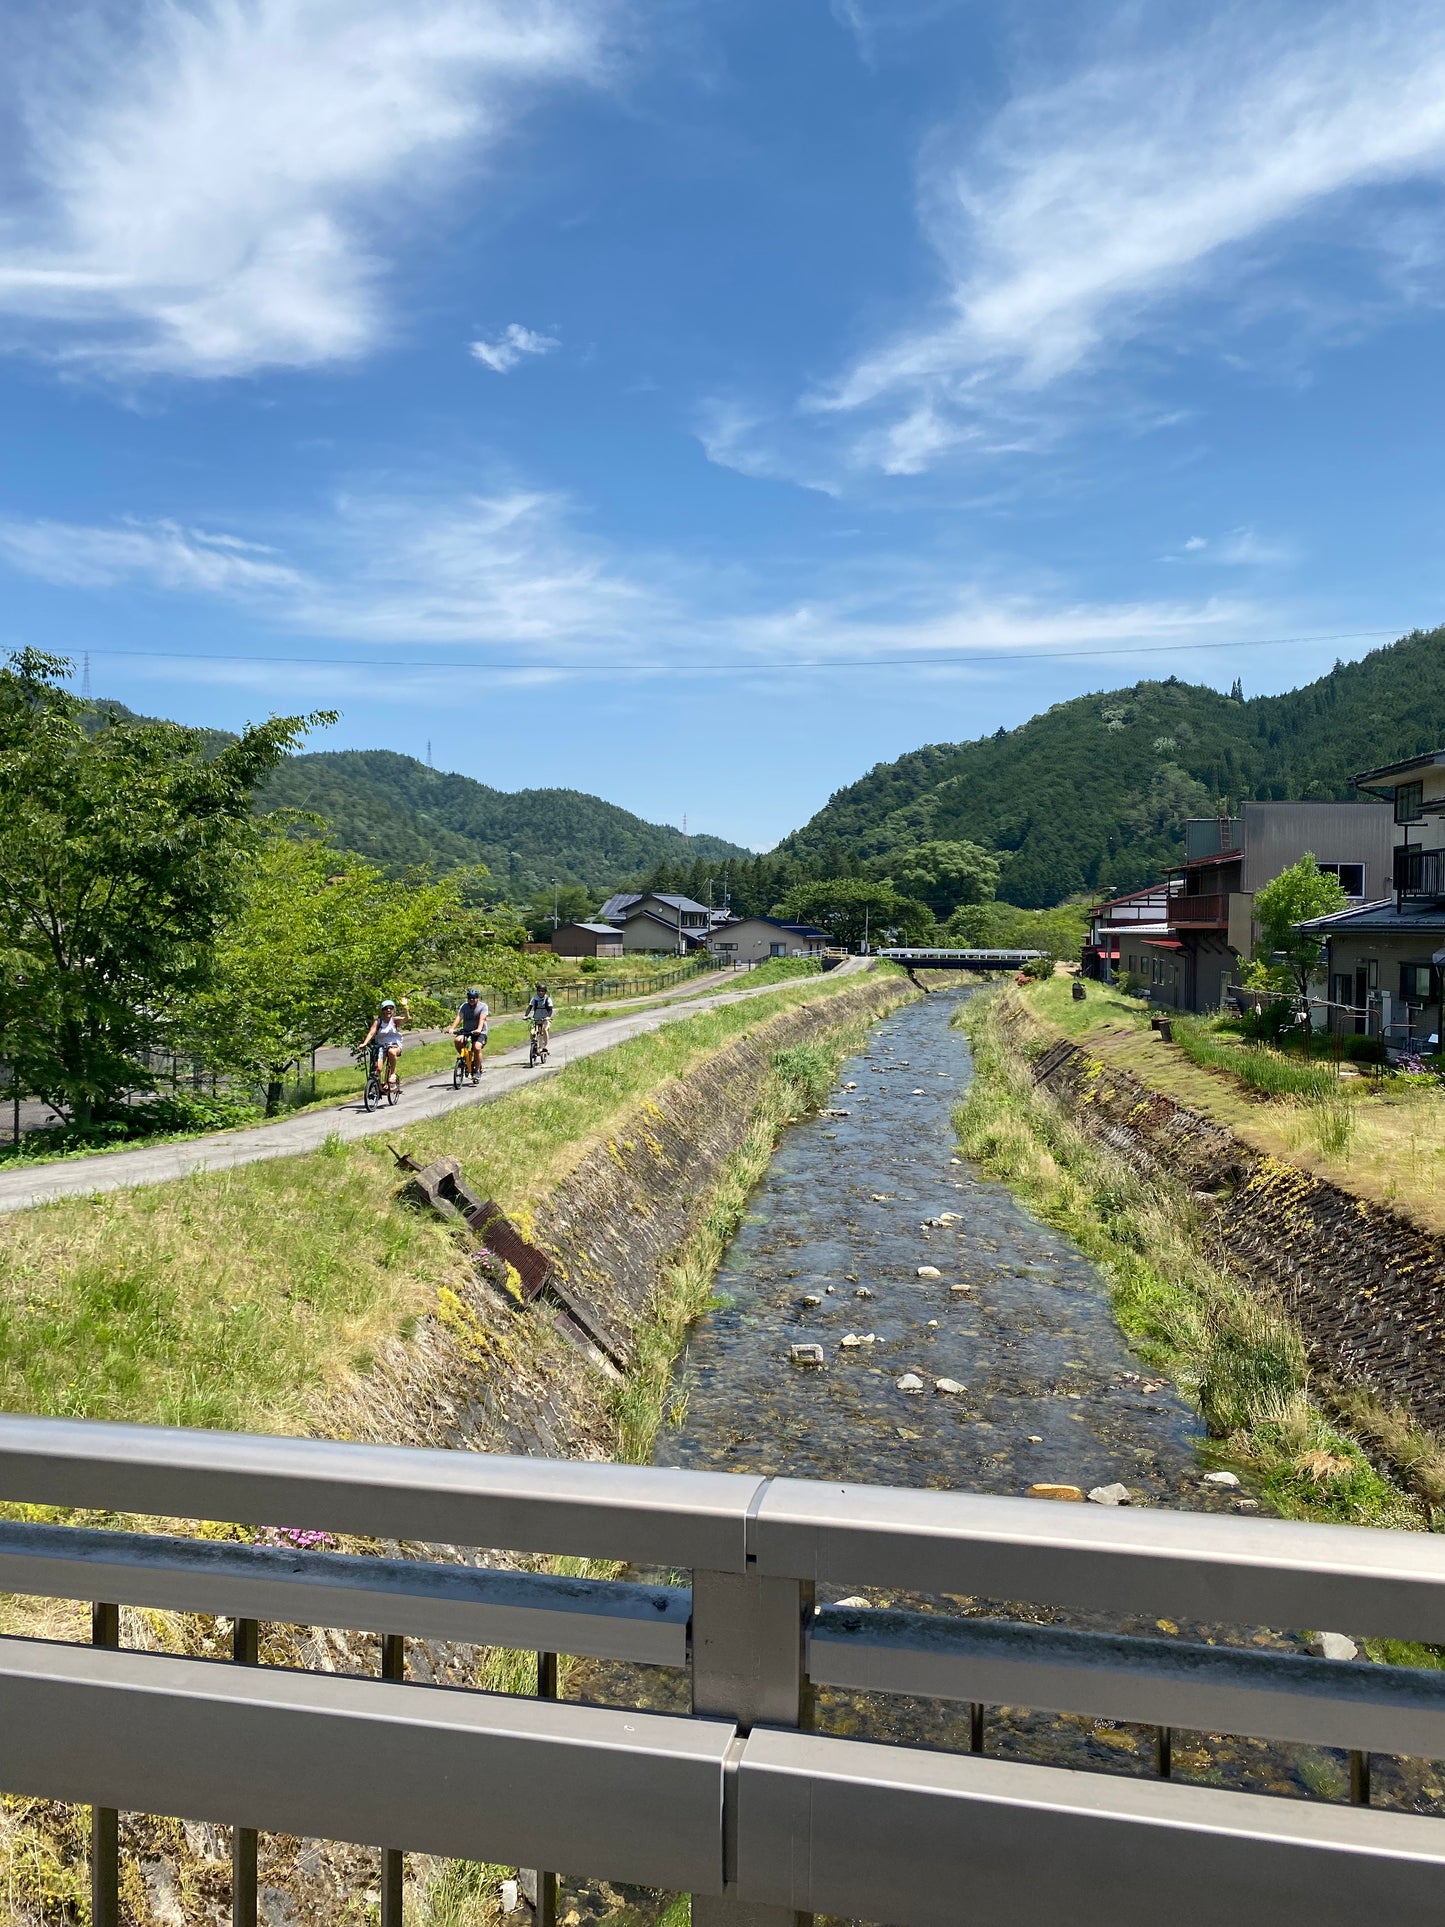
[
  {"left": 934, "top": 1378, "right": 965, "bottom": 1396},
  {"left": 949, "top": 1282, "right": 972, "bottom": 1294},
  {"left": 833, "top": 1595, "right": 870, "bottom": 1609},
  {"left": 896, "top": 1373, "right": 926, "bottom": 1394},
  {"left": 1028, "top": 1483, "right": 1085, "bottom": 1502},
  {"left": 854, "top": 1286, "right": 875, "bottom": 1298},
  {"left": 1087, "top": 1483, "right": 1132, "bottom": 1506},
  {"left": 790, "top": 1343, "right": 825, "bottom": 1368},
  {"left": 1201, "top": 1470, "right": 1241, "bottom": 1489},
  {"left": 1232, "top": 1498, "right": 1260, "bottom": 1513},
  {"left": 500, "top": 1880, "right": 521, "bottom": 1913},
  {"left": 938, "top": 1212, "right": 959, "bottom": 1223},
  {"left": 841, "top": 1333, "right": 876, "bottom": 1348},
  {"left": 916, "top": 1265, "right": 942, "bottom": 1278},
  {"left": 1309, "top": 1632, "right": 1358, "bottom": 1661},
  {"left": 801, "top": 1293, "right": 823, "bottom": 1306}
]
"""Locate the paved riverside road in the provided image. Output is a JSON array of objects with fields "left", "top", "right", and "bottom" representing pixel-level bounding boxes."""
[{"left": 0, "top": 960, "right": 872, "bottom": 1214}]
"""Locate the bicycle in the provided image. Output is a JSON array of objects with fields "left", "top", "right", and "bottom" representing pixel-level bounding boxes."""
[
  {"left": 528, "top": 1021, "right": 550, "bottom": 1067},
  {"left": 361, "top": 1041, "right": 401, "bottom": 1111},
  {"left": 452, "top": 1034, "right": 483, "bottom": 1088}
]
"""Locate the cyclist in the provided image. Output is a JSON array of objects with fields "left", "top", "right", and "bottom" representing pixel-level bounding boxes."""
[
  {"left": 360, "top": 997, "right": 407, "bottom": 1098},
  {"left": 449, "top": 987, "right": 491, "bottom": 1082},
  {"left": 525, "top": 982, "right": 555, "bottom": 1057}
]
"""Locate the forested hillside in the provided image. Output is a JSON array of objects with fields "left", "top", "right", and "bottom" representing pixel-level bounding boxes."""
[
  {"left": 259, "top": 748, "right": 749, "bottom": 894},
  {"left": 782, "top": 626, "right": 1445, "bottom": 906}
]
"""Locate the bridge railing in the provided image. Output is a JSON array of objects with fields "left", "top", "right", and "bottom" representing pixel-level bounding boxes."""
[{"left": 1, "top": 1416, "right": 1444, "bottom": 1927}]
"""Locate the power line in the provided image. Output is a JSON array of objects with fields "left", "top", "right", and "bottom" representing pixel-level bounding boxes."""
[{"left": 58, "top": 627, "right": 1407, "bottom": 680}]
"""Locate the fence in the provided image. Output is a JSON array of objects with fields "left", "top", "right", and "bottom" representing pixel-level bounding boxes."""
[{"left": 1, "top": 1415, "right": 1444, "bottom": 1926}]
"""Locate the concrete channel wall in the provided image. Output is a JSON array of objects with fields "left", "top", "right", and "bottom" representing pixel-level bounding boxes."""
[{"left": 1005, "top": 1000, "right": 1445, "bottom": 1435}]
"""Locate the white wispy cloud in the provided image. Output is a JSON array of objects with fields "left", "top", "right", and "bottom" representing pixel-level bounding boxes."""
[
  {"left": 0, "top": 1, "right": 610, "bottom": 377},
  {"left": 470, "top": 323, "right": 560, "bottom": 373},
  {"left": 0, "top": 516, "right": 304, "bottom": 593},
  {"left": 1167, "top": 527, "right": 1296, "bottom": 567},
  {"left": 820, "top": 2, "right": 1445, "bottom": 468},
  {"left": 0, "top": 487, "right": 1261, "bottom": 681}
]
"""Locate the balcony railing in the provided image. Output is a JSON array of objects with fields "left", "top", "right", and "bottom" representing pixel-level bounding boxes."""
[
  {"left": 1168, "top": 893, "right": 1228, "bottom": 927},
  {"left": 1394, "top": 847, "right": 1445, "bottom": 901}
]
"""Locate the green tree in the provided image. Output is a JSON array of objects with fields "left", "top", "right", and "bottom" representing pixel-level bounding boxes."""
[
  {"left": 523, "top": 882, "right": 598, "bottom": 940},
  {"left": 0, "top": 650, "right": 327, "bottom": 1121},
  {"left": 878, "top": 839, "right": 1000, "bottom": 915},
  {"left": 1252, "top": 854, "right": 1347, "bottom": 1048},
  {"left": 774, "top": 878, "right": 935, "bottom": 950},
  {"left": 944, "top": 898, "right": 1089, "bottom": 962}
]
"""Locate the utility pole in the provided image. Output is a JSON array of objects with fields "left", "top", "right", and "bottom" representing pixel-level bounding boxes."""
[
  {"left": 862, "top": 904, "right": 870, "bottom": 955},
  {"left": 551, "top": 878, "right": 560, "bottom": 931}
]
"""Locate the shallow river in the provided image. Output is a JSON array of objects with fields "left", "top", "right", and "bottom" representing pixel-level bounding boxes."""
[{"left": 559, "top": 987, "right": 1441, "bottom": 1923}]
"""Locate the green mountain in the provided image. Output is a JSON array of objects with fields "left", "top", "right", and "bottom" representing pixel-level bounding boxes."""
[
  {"left": 258, "top": 748, "right": 750, "bottom": 895},
  {"left": 781, "top": 626, "right": 1445, "bottom": 907}
]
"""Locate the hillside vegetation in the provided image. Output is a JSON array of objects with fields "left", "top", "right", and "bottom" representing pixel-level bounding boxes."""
[
  {"left": 260, "top": 748, "right": 749, "bottom": 893},
  {"left": 783, "top": 626, "right": 1445, "bottom": 905}
]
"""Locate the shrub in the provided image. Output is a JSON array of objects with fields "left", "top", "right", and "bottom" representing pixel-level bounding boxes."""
[
  {"left": 773, "top": 1042, "right": 835, "bottom": 1112},
  {"left": 1342, "top": 1034, "right": 1387, "bottom": 1065},
  {"left": 1018, "top": 956, "right": 1053, "bottom": 981}
]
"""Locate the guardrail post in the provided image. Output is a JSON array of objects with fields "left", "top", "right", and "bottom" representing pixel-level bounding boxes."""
[
  {"left": 232, "top": 1618, "right": 259, "bottom": 1927},
  {"left": 524, "top": 1651, "right": 559, "bottom": 1927},
  {"left": 690, "top": 1568, "right": 812, "bottom": 1927},
  {"left": 380, "top": 1634, "right": 405, "bottom": 1927},
  {"left": 90, "top": 1602, "right": 120, "bottom": 1927}
]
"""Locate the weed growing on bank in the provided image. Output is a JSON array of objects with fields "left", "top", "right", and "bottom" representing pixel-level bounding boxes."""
[{"left": 952, "top": 992, "right": 1422, "bottom": 1532}]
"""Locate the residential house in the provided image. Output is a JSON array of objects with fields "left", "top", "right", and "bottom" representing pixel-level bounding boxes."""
[
  {"left": 707, "top": 916, "right": 827, "bottom": 964},
  {"left": 1082, "top": 883, "right": 1175, "bottom": 981},
  {"left": 1301, "top": 748, "right": 1445, "bottom": 1052},
  {"left": 1151, "top": 801, "right": 1391, "bottom": 1014},
  {"left": 551, "top": 922, "right": 625, "bottom": 960},
  {"left": 598, "top": 892, "right": 643, "bottom": 924}
]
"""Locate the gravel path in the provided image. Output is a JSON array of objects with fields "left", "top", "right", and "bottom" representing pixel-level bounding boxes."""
[{"left": 0, "top": 961, "right": 871, "bottom": 1214}]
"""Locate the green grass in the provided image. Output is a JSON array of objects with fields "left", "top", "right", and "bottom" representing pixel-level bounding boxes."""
[
  {"left": 0, "top": 971, "right": 874, "bottom": 1436},
  {"left": 1172, "top": 1017, "right": 1343, "bottom": 1101},
  {"left": 952, "top": 991, "right": 1424, "bottom": 1530}
]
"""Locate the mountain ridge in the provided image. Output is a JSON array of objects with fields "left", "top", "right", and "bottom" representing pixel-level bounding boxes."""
[{"left": 781, "top": 626, "right": 1445, "bottom": 905}]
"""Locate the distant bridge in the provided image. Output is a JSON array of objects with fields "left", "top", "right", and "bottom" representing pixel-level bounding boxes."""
[{"left": 877, "top": 946, "right": 1044, "bottom": 970}]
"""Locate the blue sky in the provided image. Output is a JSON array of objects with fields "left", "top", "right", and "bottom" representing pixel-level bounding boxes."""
[{"left": 4, "top": 1, "right": 1445, "bottom": 849}]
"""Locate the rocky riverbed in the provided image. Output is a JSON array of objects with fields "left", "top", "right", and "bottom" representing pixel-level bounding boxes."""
[{"left": 557, "top": 987, "right": 1443, "bottom": 1924}]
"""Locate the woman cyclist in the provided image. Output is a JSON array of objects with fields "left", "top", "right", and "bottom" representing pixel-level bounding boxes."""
[
  {"left": 449, "top": 987, "right": 490, "bottom": 1082},
  {"left": 360, "top": 997, "right": 407, "bottom": 1099}
]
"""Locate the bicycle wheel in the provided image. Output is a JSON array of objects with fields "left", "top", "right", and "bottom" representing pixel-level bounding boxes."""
[
  {"left": 529, "top": 1035, "right": 540, "bottom": 1067},
  {"left": 452, "top": 1056, "right": 465, "bottom": 1089},
  {"left": 363, "top": 1072, "right": 381, "bottom": 1112},
  {"left": 387, "top": 1074, "right": 400, "bottom": 1106}
]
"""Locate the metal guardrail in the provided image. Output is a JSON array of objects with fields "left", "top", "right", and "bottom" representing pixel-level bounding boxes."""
[{"left": 1, "top": 1417, "right": 1445, "bottom": 1925}]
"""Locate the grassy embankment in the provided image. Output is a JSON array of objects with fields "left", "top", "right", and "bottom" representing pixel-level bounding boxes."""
[
  {"left": 0, "top": 970, "right": 887, "bottom": 1436},
  {"left": 1028, "top": 977, "right": 1445, "bottom": 1233},
  {"left": 953, "top": 983, "right": 1445, "bottom": 1567}
]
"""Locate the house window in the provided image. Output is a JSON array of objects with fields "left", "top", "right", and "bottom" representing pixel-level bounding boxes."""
[
  {"left": 1396, "top": 781, "right": 1424, "bottom": 824},
  {"left": 769, "top": 943, "right": 786, "bottom": 957},
  {"left": 1318, "top": 861, "right": 1366, "bottom": 898},
  {"left": 1401, "top": 963, "right": 1434, "bottom": 1005}
]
